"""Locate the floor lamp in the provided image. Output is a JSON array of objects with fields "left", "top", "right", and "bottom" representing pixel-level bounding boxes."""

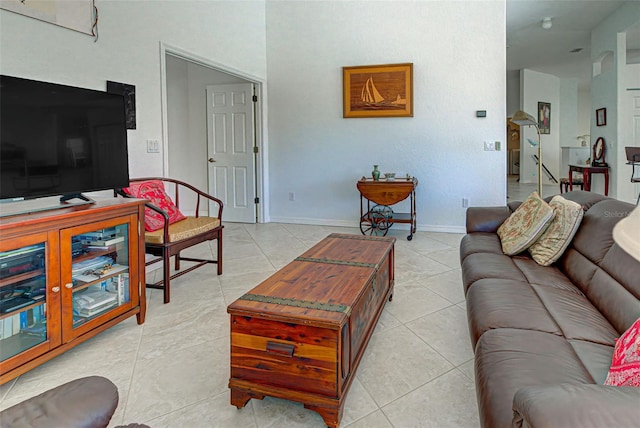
[{"left": 511, "top": 110, "right": 543, "bottom": 195}]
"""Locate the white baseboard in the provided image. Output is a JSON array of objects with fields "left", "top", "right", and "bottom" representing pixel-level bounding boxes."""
[{"left": 268, "top": 216, "right": 466, "bottom": 234}]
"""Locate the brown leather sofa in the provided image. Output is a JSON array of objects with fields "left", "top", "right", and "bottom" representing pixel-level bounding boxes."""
[
  {"left": 0, "top": 376, "right": 149, "bottom": 428},
  {"left": 460, "top": 191, "right": 640, "bottom": 427}
]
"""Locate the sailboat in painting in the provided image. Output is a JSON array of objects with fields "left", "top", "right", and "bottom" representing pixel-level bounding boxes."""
[
  {"left": 361, "top": 77, "right": 385, "bottom": 105},
  {"left": 359, "top": 76, "right": 405, "bottom": 109}
]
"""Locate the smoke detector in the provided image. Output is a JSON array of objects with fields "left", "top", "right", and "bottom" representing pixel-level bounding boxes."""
[{"left": 542, "top": 17, "right": 552, "bottom": 30}]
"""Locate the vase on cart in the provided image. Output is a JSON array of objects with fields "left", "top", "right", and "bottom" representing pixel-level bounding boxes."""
[{"left": 372, "top": 165, "right": 380, "bottom": 181}]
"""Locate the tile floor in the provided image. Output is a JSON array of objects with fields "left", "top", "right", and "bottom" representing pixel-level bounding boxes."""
[
  {"left": 0, "top": 222, "right": 481, "bottom": 428},
  {"left": 507, "top": 174, "right": 560, "bottom": 201}
]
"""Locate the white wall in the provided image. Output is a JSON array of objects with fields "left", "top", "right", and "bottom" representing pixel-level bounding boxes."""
[
  {"left": 519, "top": 69, "right": 561, "bottom": 185},
  {"left": 506, "top": 70, "right": 521, "bottom": 117},
  {"left": 0, "top": 0, "right": 267, "bottom": 180},
  {"left": 577, "top": 88, "right": 592, "bottom": 139},
  {"left": 591, "top": 2, "right": 640, "bottom": 198},
  {"left": 619, "top": 61, "right": 640, "bottom": 204},
  {"left": 266, "top": 1, "right": 506, "bottom": 232},
  {"left": 559, "top": 78, "right": 579, "bottom": 150},
  {"left": 2, "top": 0, "right": 505, "bottom": 231}
]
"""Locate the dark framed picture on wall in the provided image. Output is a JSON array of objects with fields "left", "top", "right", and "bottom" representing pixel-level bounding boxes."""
[
  {"left": 596, "top": 108, "right": 607, "bottom": 126},
  {"left": 538, "top": 102, "right": 550, "bottom": 134},
  {"left": 107, "top": 81, "right": 136, "bottom": 129}
]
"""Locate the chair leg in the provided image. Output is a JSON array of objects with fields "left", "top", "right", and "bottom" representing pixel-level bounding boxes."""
[
  {"left": 163, "top": 251, "right": 171, "bottom": 304},
  {"left": 217, "top": 233, "right": 223, "bottom": 275},
  {"left": 559, "top": 181, "right": 564, "bottom": 194},
  {"left": 175, "top": 250, "right": 181, "bottom": 271}
]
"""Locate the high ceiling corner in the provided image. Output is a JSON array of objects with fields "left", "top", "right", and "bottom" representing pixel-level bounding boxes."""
[{"left": 507, "top": 0, "right": 631, "bottom": 89}]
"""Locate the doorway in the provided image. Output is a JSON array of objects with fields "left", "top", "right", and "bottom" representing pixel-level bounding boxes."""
[
  {"left": 161, "top": 44, "right": 265, "bottom": 223},
  {"left": 206, "top": 83, "right": 257, "bottom": 223}
]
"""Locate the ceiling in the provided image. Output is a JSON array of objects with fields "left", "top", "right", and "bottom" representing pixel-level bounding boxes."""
[{"left": 506, "top": 0, "right": 640, "bottom": 89}]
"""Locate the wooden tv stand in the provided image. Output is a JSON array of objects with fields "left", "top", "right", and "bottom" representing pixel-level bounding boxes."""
[{"left": 0, "top": 198, "right": 146, "bottom": 384}]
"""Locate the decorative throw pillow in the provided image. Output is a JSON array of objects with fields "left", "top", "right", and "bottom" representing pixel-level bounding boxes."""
[
  {"left": 528, "top": 195, "right": 584, "bottom": 266},
  {"left": 497, "top": 191, "right": 555, "bottom": 256},
  {"left": 604, "top": 317, "right": 640, "bottom": 387},
  {"left": 122, "top": 180, "right": 186, "bottom": 232}
]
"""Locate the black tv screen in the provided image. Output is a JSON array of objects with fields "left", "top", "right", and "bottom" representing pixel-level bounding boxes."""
[{"left": 0, "top": 75, "right": 130, "bottom": 201}]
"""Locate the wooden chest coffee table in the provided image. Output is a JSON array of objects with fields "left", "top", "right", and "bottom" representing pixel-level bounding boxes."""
[{"left": 227, "top": 233, "right": 395, "bottom": 427}]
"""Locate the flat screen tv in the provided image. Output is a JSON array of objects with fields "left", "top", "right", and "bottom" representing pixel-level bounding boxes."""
[{"left": 0, "top": 75, "right": 129, "bottom": 205}]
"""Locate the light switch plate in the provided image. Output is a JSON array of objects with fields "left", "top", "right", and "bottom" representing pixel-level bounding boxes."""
[{"left": 146, "top": 140, "right": 160, "bottom": 153}]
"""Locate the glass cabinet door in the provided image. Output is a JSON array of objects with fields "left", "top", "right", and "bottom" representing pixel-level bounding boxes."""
[
  {"left": 69, "top": 223, "right": 130, "bottom": 328},
  {"left": 0, "top": 242, "right": 48, "bottom": 362}
]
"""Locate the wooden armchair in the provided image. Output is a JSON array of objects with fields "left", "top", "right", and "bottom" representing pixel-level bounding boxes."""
[{"left": 118, "top": 177, "right": 223, "bottom": 303}]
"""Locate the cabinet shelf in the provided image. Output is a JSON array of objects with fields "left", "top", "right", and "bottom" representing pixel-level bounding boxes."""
[
  {"left": 72, "top": 264, "right": 129, "bottom": 290},
  {"left": 0, "top": 299, "right": 44, "bottom": 320},
  {"left": 0, "top": 198, "right": 146, "bottom": 384},
  {"left": 0, "top": 269, "right": 45, "bottom": 289},
  {"left": 0, "top": 333, "right": 45, "bottom": 361}
]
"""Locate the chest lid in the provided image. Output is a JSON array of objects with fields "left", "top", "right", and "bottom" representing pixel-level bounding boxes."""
[{"left": 227, "top": 233, "right": 395, "bottom": 327}]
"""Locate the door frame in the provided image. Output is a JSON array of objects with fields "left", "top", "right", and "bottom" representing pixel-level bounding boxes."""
[{"left": 159, "top": 42, "right": 267, "bottom": 223}]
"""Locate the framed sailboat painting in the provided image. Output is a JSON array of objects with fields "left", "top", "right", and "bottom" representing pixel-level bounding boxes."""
[{"left": 343, "top": 63, "right": 413, "bottom": 118}]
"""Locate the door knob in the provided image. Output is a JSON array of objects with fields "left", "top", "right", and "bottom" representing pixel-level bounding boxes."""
[{"left": 208, "top": 158, "right": 216, "bottom": 163}]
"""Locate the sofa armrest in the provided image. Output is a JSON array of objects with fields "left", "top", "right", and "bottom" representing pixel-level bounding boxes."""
[
  {"left": 465, "top": 206, "right": 511, "bottom": 233},
  {"left": 0, "top": 376, "right": 118, "bottom": 428},
  {"left": 512, "top": 383, "right": 640, "bottom": 428}
]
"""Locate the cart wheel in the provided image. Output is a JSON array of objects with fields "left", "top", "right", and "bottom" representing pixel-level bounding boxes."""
[
  {"left": 360, "top": 212, "right": 390, "bottom": 236},
  {"left": 407, "top": 235, "right": 413, "bottom": 241}
]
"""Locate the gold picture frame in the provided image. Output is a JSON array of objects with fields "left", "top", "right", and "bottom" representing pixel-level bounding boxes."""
[{"left": 343, "top": 63, "right": 413, "bottom": 118}]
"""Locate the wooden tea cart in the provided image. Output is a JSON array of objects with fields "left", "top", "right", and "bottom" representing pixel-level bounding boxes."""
[{"left": 357, "top": 176, "right": 418, "bottom": 240}]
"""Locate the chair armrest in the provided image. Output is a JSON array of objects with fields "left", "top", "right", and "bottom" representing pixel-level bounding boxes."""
[
  {"left": 465, "top": 207, "right": 511, "bottom": 233},
  {"left": 128, "top": 177, "right": 224, "bottom": 220},
  {"left": 144, "top": 201, "right": 171, "bottom": 244},
  {"left": 512, "top": 383, "right": 640, "bottom": 428},
  {"left": 177, "top": 181, "right": 224, "bottom": 220}
]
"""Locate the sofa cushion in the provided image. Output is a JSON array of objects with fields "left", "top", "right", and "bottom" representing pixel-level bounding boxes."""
[
  {"left": 459, "top": 233, "right": 503, "bottom": 262},
  {"left": 528, "top": 195, "right": 583, "bottom": 266},
  {"left": 461, "top": 252, "right": 527, "bottom": 294},
  {"left": 555, "top": 190, "right": 609, "bottom": 211},
  {"left": 512, "top": 257, "right": 581, "bottom": 293},
  {"left": 474, "top": 328, "right": 595, "bottom": 428},
  {"left": 466, "top": 279, "right": 562, "bottom": 347},
  {"left": 604, "top": 317, "right": 640, "bottom": 387},
  {"left": 532, "top": 284, "right": 618, "bottom": 346},
  {"left": 569, "top": 340, "right": 615, "bottom": 385},
  {"left": 497, "top": 191, "right": 555, "bottom": 255},
  {"left": 567, "top": 199, "right": 631, "bottom": 266},
  {"left": 144, "top": 216, "right": 221, "bottom": 244}
]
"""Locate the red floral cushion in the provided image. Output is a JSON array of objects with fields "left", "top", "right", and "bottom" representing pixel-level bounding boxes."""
[
  {"left": 604, "top": 317, "right": 640, "bottom": 387},
  {"left": 122, "top": 180, "right": 186, "bottom": 232}
]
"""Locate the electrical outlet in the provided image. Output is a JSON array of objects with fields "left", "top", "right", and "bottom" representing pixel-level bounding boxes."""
[
  {"left": 289, "top": 192, "right": 295, "bottom": 201},
  {"left": 484, "top": 141, "right": 495, "bottom": 151},
  {"left": 462, "top": 198, "right": 469, "bottom": 208},
  {"left": 146, "top": 139, "right": 160, "bottom": 153}
]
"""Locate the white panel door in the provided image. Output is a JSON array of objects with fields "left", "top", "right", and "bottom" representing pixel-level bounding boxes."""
[{"left": 206, "top": 84, "right": 256, "bottom": 223}]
